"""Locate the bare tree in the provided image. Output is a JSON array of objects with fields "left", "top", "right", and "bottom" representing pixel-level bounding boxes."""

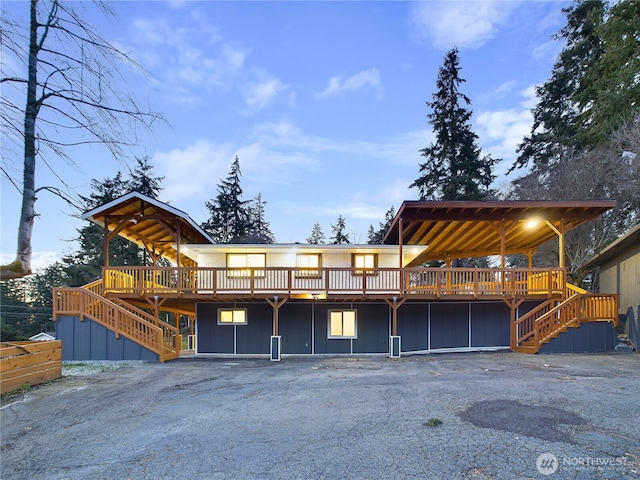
[
  {"left": 1, "top": 0, "right": 163, "bottom": 279},
  {"left": 509, "top": 112, "right": 640, "bottom": 285}
]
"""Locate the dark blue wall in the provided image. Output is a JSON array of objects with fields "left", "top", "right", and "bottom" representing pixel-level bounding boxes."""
[
  {"left": 195, "top": 300, "right": 511, "bottom": 355},
  {"left": 397, "top": 301, "right": 511, "bottom": 353},
  {"left": 55, "top": 316, "right": 159, "bottom": 361},
  {"left": 538, "top": 321, "right": 616, "bottom": 354}
]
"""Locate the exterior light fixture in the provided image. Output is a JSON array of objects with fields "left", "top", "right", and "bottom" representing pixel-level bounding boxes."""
[{"left": 526, "top": 218, "right": 540, "bottom": 230}]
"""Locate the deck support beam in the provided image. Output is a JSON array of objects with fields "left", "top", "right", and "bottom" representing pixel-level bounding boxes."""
[
  {"left": 544, "top": 220, "right": 566, "bottom": 269},
  {"left": 504, "top": 298, "right": 525, "bottom": 350},
  {"left": 385, "top": 296, "right": 407, "bottom": 337},
  {"left": 266, "top": 296, "right": 288, "bottom": 336}
]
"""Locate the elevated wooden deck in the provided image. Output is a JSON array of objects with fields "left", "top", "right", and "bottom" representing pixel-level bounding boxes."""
[
  {"left": 100, "top": 266, "right": 566, "bottom": 304},
  {"left": 53, "top": 266, "right": 618, "bottom": 357}
]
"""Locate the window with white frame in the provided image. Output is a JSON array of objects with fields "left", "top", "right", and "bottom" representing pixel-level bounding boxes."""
[
  {"left": 328, "top": 310, "right": 357, "bottom": 339},
  {"left": 296, "top": 254, "right": 321, "bottom": 278},
  {"left": 352, "top": 253, "right": 377, "bottom": 275},
  {"left": 217, "top": 308, "right": 247, "bottom": 325},
  {"left": 226, "top": 253, "right": 266, "bottom": 277}
]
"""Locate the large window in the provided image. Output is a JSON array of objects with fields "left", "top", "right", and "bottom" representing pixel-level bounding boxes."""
[
  {"left": 226, "top": 253, "right": 265, "bottom": 277},
  {"left": 352, "top": 253, "right": 377, "bottom": 275},
  {"left": 217, "top": 308, "right": 247, "bottom": 325},
  {"left": 328, "top": 310, "right": 357, "bottom": 339},
  {"left": 296, "top": 254, "right": 321, "bottom": 278}
]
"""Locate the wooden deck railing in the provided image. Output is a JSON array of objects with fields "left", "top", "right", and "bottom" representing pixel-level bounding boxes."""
[
  {"left": 514, "top": 290, "right": 618, "bottom": 353},
  {"left": 101, "top": 266, "right": 566, "bottom": 298},
  {"left": 52, "top": 287, "right": 179, "bottom": 362}
]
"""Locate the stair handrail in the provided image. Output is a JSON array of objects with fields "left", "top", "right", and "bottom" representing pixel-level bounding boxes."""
[
  {"left": 109, "top": 298, "right": 180, "bottom": 355},
  {"left": 53, "top": 287, "right": 175, "bottom": 362},
  {"left": 514, "top": 299, "right": 556, "bottom": 347}
]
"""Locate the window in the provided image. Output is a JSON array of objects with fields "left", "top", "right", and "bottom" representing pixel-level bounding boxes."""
[
  {"left": 352, "top": 253, "right": 377, "bottom": 275},
  {"left": 226, "top": 253, "right": 265, "bottom": 277},
  {"left": 217, "top": 308, "right": 247, "bottom": 325},
  {"left": 328, "top": 310, "right": 357, "bottom": 339},
  {"left": 296, "top": 254, "right": 321, "bottom": 278}
]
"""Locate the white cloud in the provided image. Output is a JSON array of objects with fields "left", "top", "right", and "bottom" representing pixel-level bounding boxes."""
[
  {"left": 495, "top": 80, "right": 517, "bottom": 95},
  {"left": 409, "top": 1, "right": 518, "bottom": 49},
  {"left": 130, "top": 16, "right": 247, "bottom": 89},
  {"left": 242, "top": 71, "right": 289, "bottom": 114},
  {"left": 152, "top": 140, "right": 236, "bottom": 202},
  {"left": 318, "top": 68, "right": 382, "bottom": 99},
  {"left": 476, "top": 86, "right": 537, "bottom": 178},
  {"left": 521, "top": 84, "right": 539, "bottom": 110}
]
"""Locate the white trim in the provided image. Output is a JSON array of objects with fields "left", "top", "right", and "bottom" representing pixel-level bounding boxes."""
[{"left": 327, "top": 309, "right": 358, "bottom": 339}]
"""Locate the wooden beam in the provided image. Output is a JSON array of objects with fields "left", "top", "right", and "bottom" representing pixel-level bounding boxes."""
[
  {"left": 385, "top": 297, "right": 406, "bottom": 337},
  {"left": 266, "top": 296, "right": 288, "bottom": 336}
]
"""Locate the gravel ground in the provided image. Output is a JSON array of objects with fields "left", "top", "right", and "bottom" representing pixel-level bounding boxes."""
[
  {"left": 1, "top": 352, "right": 639, "bottom": 480},
  {"left": 61, "top": 360, "right": 150, "bottom": 377}
]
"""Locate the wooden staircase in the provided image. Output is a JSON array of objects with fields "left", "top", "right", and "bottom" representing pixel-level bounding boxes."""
[
  {"left": 53, "top": 281, "right": 180, "bottom": 362},
  {"left": 513, "top": 284, "right": 618, "bottom": 354}
]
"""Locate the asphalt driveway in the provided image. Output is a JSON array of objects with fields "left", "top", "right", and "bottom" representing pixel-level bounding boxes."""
[{"left": 1, "top": 352, "right": 639, "bottom": 479}]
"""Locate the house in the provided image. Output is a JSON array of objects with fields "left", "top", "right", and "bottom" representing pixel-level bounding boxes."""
[
  {"left": 53, "top": 193, "right": 620, "bottom": 361},
  {"left": 582, "top": 223, "right": 640, "bottom": 350},
  {"left": 29, "top": 332, "right": 56, "bottom": 342}
]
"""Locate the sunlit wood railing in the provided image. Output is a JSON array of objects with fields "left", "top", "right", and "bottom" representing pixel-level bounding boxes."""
[
  {"left": 52, "top": 287, "right": 179, "bottom": 362},
  {"left": 514, "top": 290, "right": 618, "bottom": 353},
  {"left": 101, "top": 266, "right": 566, "bottom": 298}
]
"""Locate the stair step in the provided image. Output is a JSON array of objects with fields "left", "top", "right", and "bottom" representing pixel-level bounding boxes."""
[{"left": 514, "top": 345, "right": 537, "bottom": 354}]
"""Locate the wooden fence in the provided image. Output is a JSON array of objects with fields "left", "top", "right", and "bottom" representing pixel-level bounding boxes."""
[{"left": 0, "top": 340, "right": 62, "bottom": 395}]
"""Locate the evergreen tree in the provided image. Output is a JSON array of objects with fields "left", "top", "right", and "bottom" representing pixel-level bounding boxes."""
[
  {"left": 411, "top": 48, "right": 497, "bottom": 201},
  {"left": 514, "top": 1, "right": 607, "bottom": 171},
  {"left": 306, "top": 222, "right": 326, "bottom": 244},
  {"left": 243, "top": 193, "right": 275, "bottom": 244},
  {"left": 127, "top": 156, "right": 164, "bottom": 199},
  {"left": 367, "top": 206, "right": 396, "bottom": 244},
  {"left": 73, "top": 172, "right": 141, "bottom": 281},
  {"left": 578, "top": 0, "right": 640, "bottom": 145},
  {"left": 330, "top": 215, "right": 350, "bottom": 244},
  {"left": 202, "top": 156, "right": 250, "bottom": 243}
]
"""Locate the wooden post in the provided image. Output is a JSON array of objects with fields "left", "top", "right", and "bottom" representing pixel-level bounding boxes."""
[
  {"left": 385, "top": 296, "right": 406, "bottom": 337},
  {"left": 104, "top": 218, "right": 110, "bottom": 267},
  {"left": 266, "top": 296, "right": 287, "bottom": 336},
  {"left": 503, "top": 298, "right": 524, "bottom": 351},
  {"left": 544, "top": 220, "right": 565, "bottom": 269},
  {"left": 398, "top": 217, "right": 403, "bottom": 270}
]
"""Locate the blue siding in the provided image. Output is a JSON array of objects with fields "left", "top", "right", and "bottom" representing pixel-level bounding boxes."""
[
  {"left": 538, "top": 321, "right": 616, "bottom": 354},
  {"left": 55, "top": 316, "right": 159, "bottom": 361}
]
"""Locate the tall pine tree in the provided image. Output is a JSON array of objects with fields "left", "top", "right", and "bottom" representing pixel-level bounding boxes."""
[
  {"left": 514, "top": 0, "right": 607, "bottom": 171},
  {"left": 306, "top": 222, "right": 326, "bottom": 244},
  {"left": 127, "top": 156, "right": 164, "bottom": 198},
  {"left": 244, "top": 193, "right": 275, "bottom": 244},
  {"left": 202, "top": 156, "right": 250, "bottom": 243},
  {"left": 330, "top": 215, "right": 350, "bottom": 244},
  {"left": 411, "top": 48, "right": 497, "bottom": 201},
  {"left": 367, "top": 206, "right": 396, "bottom": 244}
]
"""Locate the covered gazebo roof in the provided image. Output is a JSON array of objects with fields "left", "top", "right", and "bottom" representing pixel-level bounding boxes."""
[
  {"left": 82, "top": 192, "right": 214, "bottom": 266},
  {"left": 384, "top": 200, "right": 616, "bottom": 266}
]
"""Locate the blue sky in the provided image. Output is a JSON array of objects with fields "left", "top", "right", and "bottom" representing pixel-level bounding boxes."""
[{"left": 1, "top": 0, "right": 570, "bottom": 270}]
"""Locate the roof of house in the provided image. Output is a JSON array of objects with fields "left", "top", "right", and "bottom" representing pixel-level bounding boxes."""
[
  {"left": 82, "top": 192, "right": 214, "bottom": 264},
  {"left": 581, "top": 222, "right": 640, "bottom": 270},
  {"left": 383, "top": 200, "right": 616, "bottom": 265}
]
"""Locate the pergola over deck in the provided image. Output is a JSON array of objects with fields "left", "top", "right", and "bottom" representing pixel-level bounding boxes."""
[
  {"left": 82, "top": 192, "right": 214, "bottom": 267},
  {"left": 383, "top": 200, "right": 617, "bottom": 268}
]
